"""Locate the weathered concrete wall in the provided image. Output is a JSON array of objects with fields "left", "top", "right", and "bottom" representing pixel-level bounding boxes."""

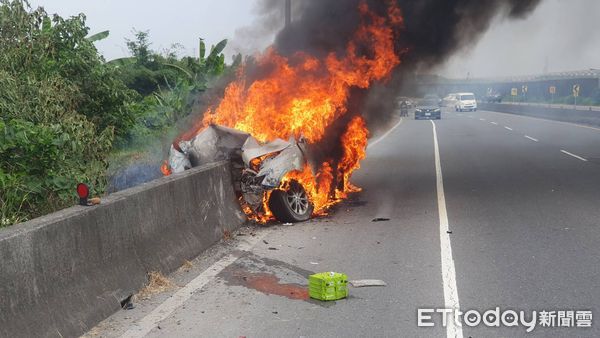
[
  {"left": 479, "top": 102, "right": 600, "bottom": 127},
  {"left": 0, "top": 161, "right": 246, "bottom": 338}
]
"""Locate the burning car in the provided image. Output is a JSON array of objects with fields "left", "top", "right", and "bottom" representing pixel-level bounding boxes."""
[
  {"left": 163, "top": 2, "right": 403, "bottom": 223},
  {"left": 168, "top": 125, "right": 314, "bottom": 223}
]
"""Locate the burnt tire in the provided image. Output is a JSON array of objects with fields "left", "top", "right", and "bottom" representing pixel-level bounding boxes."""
[{"left": 268, "top": 181, "right": 314, "bottom": 223}]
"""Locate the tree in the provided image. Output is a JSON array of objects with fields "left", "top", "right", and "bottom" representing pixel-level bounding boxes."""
[
  {"left": 113, "top": 30, "right": 180, "bottom": 96},
  {"left": 0, "top": 0, "right": 134, "bottom": 225},
  {"left": 126, "top": 30, "right": 153, "bottom": 67}
]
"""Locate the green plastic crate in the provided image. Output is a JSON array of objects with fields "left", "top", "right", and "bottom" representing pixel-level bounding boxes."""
[{"left": 308, "top": 272, "right": 348, "bottom": 301}]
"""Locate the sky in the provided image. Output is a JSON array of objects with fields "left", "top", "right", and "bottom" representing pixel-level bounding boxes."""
[
  {"left": 438, "top": 0, "right": 600, "bottom": 78},
  {"left": 29, "top": 0, "right": 600, "bottom": 78},
  {"left": 28, "top": 0, "right": 266, "bottom": 62}
]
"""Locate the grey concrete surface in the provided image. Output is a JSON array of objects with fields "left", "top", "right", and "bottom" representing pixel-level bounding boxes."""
[
  {"left": 448, "top": 110, "right": 600, "bottom": 337},
  {"left": 88, "top": 108, "right": 600, "bottom": 337},
  {"left": 0, "top": 161, "right": 245, "bottom": 338}
]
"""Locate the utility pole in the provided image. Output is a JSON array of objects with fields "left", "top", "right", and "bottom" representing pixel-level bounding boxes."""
[{"left": 285, "top": 0, "right": 291, "bottom": 27}]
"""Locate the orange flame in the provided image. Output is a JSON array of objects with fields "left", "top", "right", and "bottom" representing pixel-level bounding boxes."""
[
  {"left": 178, "top": 1, "right": 403, "bottom": 222},
  {"left": 160, "top": 161, "right": 171, "bottom": 176},
  {"left": 337, "top": 116, "right": 369, "bottom": 198}
]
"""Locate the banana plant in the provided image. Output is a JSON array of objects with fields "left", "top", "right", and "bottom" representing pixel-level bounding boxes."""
[
  {"left": 163, "top": 38, "right": 228, "bottom": 91},
  {"left": 86, "top": 30, "right": 109, "bottom": 42}
]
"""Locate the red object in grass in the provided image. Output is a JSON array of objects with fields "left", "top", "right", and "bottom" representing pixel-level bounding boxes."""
[{"left": 77, "top": 183, "right": 89, "bottom": 205}]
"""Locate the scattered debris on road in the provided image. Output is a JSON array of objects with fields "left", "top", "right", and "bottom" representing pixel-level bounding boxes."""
[
  {"left": 371, "top": 217, "right": 390, "bottom": 222},
  {"left": 179, "top": 260, "right": 193, "bottom": 272},
  {"left": 137, "top": 271, "right": 175, "bottom": 299},
  {"left": 268, "top": 247, "right": 278, "bottom": 250},
  {"left": 309, "top": 262, "right": 319, "bottom": 265},
  {"left": 263, "top": 240, "right": 269, "bottom": 244},
  {"left": 349, "top": 279, "right": 387, "bottom": 288},
  {"left": 446, "top": 230, "right": 453, "bottom": 234}
]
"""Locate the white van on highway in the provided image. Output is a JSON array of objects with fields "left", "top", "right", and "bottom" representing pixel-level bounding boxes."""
[{"left": 455, "top": 92, "right": 477, "bottom": 112}]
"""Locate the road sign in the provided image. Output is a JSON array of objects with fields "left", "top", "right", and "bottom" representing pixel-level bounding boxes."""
[
  {"left": 511, "top": 88, "right": 518, "bottom": 96},
  {"left": 522, "top": 85, "right": 528, "bottom": 94},
  {"left": 549, "top": 86, "right": 556, "bottom": 94},
  {"left": 573, "top": 84, "right": 580, "bottom": 97}
]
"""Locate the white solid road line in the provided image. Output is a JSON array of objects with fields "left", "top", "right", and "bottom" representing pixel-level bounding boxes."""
[
  {"left": 561, "top": 149, "right": 588, "bottom": 162},
  {"left": 430, "top": 120, "right": 464, "bottom": 338},
  {"left": 504, "top": 126, "right": 513, "bottom": 131},
  {"left": 525, "top": 135, "right": 539, "bottom": 142},
  {"left": 120, "top": 232, "right": 268, "bottom": 338},
  {"left": 368, "top": 117, "right": 404, "bottom": 149},
  {"left": 490, "top": 122, "right": 498, "bottom": 125}
]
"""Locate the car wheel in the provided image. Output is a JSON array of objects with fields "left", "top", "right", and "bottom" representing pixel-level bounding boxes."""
[{"left": 268, "top": 180, "right": 314, "bottom": 223}]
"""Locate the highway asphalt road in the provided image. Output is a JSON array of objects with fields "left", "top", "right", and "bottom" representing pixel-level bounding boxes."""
[{"left": 87, "top": 109, "right": 600, "bottom": 338}]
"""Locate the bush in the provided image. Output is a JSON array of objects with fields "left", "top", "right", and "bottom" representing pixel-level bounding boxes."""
[{"left": 0, "top": 1, "right": 131, "bottom": 226}]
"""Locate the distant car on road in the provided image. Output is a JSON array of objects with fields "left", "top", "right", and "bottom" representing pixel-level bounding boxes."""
[
  {"left": 442, "top": 93, "right": 458, "bottom": 107},
  {"left": 455, "top": 92, "right": 477, "bottom": 112},
  {"left": 415, "top": 97, "right": 442, "bottom": 120}
]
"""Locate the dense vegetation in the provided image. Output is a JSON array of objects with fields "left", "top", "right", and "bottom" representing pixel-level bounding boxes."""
[{"left": 0, "top": 0, "right": 234, "bottom": 226}]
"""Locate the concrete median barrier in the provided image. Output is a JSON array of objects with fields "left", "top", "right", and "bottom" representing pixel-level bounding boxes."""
[
  {"left": 479, "top": 102, "right": 600, "bottom": 127},
  {"left": 0, "top": 161, "right": 246, "bottom": 338}
]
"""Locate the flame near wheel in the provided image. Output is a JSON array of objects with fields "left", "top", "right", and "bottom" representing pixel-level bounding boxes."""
[{"left": 268, "top": 180, "right": 314, "bottom": 223}]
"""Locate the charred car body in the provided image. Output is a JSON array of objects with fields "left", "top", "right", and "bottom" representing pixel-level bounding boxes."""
[{"left": 168, "top": 125, "right": 314, "bottom": 223}]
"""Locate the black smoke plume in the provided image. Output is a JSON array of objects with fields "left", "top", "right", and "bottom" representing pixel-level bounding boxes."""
[
  {"left": 261, "top": 0, "right": 542, "bottom": 132},
  {"left": 256, "top": 0, "right": 542, "bottom": 172},
  {"left": 179, "top": 0, "right": 542, "bottom": 182},
  {"left": 274, "top": 0, "right": 541, "bottom": 68}
]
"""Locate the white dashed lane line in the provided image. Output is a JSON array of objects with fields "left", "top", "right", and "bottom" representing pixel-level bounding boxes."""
[
  {"left": 525, "top": 135, "right": 539, "bottom": 142},
  {"left": 475, "top": 112, "right": 589, "bottom": 164},
  {"left": 561, "top": 150, "right": 588, "bottom": 162}
]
